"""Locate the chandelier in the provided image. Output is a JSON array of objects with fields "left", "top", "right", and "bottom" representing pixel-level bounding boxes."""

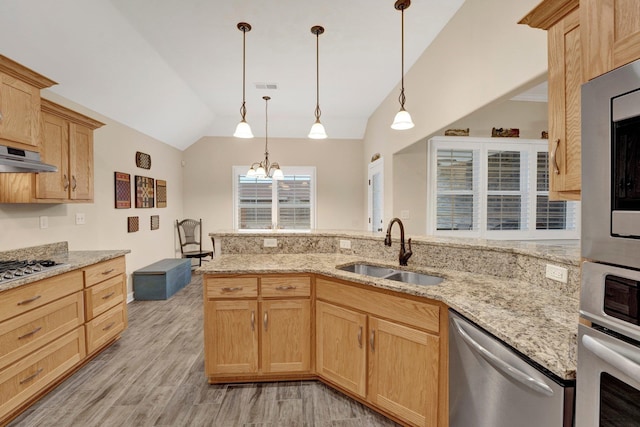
[{"left": 247, "top": 96, "right": 284, "bottom": 180}]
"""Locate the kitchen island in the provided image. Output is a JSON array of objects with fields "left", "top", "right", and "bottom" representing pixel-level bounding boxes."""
[{"left": 201, "top": 231, "right": 580, "bottom": 427}]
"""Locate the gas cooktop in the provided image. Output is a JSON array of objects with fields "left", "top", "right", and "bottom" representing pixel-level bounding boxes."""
[{"left": 0, "top": 259, "right": 65, "bottom": 283}]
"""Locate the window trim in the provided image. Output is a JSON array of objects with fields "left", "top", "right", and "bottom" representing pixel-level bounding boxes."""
[
  {"left": 427, "top": 136, "right": 580, "bottom": 240},
  {"left": 232, "top": 165, "right": 317, "bottom": 231}
]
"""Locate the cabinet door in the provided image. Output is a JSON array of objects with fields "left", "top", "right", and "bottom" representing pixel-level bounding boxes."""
[
  {"left": 69, "top": 122, "right": 93, "bottom": 201},
  {"left": 261, "top": 299, "right": 310, "bottom": 373},
  {"left": 548, "top": 8, "right": 582, "bottom": 199},
  {"left": 583, "top": 0, "right": 640, "bottom": 80},
  {"left": 316, "top": 301, "right": 366, "bottom": 398},
  {"left": 36, "top": 111, "right": 69, "bottom": 199},
  {"left": 368, "top": 317, "right": 439, "bottom": 427},
  {"left": 205, "top": 300, "right": 258, "bottom": 376},
  {"left": 0, "top": 72, "right": 40, "bottom": 148}
]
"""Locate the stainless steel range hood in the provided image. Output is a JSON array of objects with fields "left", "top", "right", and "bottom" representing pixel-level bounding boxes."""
[{"left": 0, "top": 145, "right": 57, "bottom": 173}]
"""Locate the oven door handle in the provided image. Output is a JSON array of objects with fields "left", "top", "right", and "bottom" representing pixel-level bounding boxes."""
[
  {"left": 582, "top": 334, "right": 640, "bottom": 383},
  {"left": 452, "top": 318, "right": 554, "bottom": 397}
]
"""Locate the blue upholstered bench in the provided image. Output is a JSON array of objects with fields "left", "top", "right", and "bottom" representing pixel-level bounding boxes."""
[{"left": 133, "top": 258, "right": 192, "bottom": 300}]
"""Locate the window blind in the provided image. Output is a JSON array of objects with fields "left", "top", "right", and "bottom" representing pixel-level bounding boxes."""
[
  {"left": 237, "top": 176, "right": 273, "bottom": 229},
  {"left": 487, "top": 150, "right": 526, "bottom": 231},
  {"left": 278, "top": 175, "right": 312, "bottom": 230},
  {"left": 535, "top": 152, "right": 577, "bottom": 230},
  {"left": 436, "top": 149, "right": 478, "bottom": 231}
]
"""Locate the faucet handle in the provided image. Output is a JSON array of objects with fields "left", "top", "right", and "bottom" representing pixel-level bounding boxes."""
[{"left": 402, "top": 238, "right": 413, "bottom": 265}]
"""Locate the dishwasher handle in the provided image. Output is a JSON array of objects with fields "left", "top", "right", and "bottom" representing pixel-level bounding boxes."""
[{"left": 452, "top": 317, "right": 554, "bottom": 397}]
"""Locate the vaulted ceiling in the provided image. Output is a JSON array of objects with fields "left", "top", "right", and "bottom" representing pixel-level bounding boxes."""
[{"left": 0, "top": 0, "right": 466, "bottom": 150}]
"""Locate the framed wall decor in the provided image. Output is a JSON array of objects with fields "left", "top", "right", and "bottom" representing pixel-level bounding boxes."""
[
  {"left": 136, "top": 151, "right": 151, "bottom": 169},
  {"left": 135, "top": 175, "right": 155, "bottom": 208},
  {"left": 151, "top": 215, "right": 159, "bottom": 230},
  {"left": 114, "top": 172, "right": 131, "bottom": 209},
  {"left": 156, "top": 179, "right": 167, "bottom": 208},
  {"left": 128, "top": 216, "right": 139, "bottom": 232}
]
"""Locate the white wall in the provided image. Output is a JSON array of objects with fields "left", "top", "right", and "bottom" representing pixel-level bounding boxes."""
[
  {"left": 363, "top": 0, "right": 547, "bottom": 228},
  {"left": 182, "top": 137, "right": 364, "bottom": 232},
  {"left": 0, "top": 91, "right": 184, "bottom": 295}
]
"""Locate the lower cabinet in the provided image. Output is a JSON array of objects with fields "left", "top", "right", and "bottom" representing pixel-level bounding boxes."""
[{"left": 204, "top": 275, "right": 312, "bottom": 381}]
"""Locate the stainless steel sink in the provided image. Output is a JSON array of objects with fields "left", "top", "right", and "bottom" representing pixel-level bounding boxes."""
[
  {"left": 337, "top": 263, "right": 443, "bottom": 286},
  {"left": 384, "top": 271, "right": 444, "bottom": 286},
  {"left": 337, "top": 263, "right": 396, "bottom": 277}
]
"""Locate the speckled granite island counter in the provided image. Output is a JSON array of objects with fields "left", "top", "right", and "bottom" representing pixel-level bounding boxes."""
[{"left": 204, "top": 230, "right": 580, "bottom": 380}]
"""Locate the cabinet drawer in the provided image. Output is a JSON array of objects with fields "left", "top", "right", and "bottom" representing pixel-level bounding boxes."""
[
  {"left": 84, "top": 257, "right": 125, "bottom": 288},
  {"left": 84, "top": 274, "right": 125, "bottom": 320},
  {"left": 0, "top": 270, "right": 83, "bottom": 324},
  {"left": 85, "top": 303, "right": 126, "bottom": 354},
  {"left": 261, "top": 276, "right": 311, "bottom": 298},
  {"left": 205, "top": 276, "right": 258, "bottom": 299},
  {"left": 0, "top": 327, "right": 85, "bottom": 422},
  {"left": 0, "top": 292, "right": 84, "bottom": 371},
  {"left": 316, "top": 277, "right": 441, "bottom": 334}
]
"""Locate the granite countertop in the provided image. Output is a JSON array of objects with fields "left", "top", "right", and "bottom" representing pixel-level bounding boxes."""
[
  {"left": 199, "top": 253, "right": 579, "bottom": 381},
  {"left": 0, "top": 249, "right": 130, "bottom": 293}
]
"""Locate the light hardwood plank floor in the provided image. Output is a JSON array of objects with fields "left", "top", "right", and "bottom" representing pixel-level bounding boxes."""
[{"left": 9, "top": 274, "right": 400, "bottom": 427}]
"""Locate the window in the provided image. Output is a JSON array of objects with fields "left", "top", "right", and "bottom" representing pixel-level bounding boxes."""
[
  {"left": 428, "top": 137, "right": 579, "bottom": 239},
  {"left": 233, "top": 166, "right": 316, "bottom": 230}
]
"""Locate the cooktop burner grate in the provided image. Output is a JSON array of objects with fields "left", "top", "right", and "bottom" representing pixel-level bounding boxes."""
[{"left": 0, "top": 259, "right": 64, "bottom": 282}]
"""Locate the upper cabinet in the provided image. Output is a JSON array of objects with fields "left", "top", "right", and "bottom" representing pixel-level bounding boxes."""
[
  {"left": 520, "top": 0, "right": 640, "bottom": 201},
  {"left": 582, "top": 0, "right": 640, "bottom": 81},
  {"left": 36, "top": 100, "right": 104, "bottom": 202},
  {"left": 0, "top": 56, "right": 56, "bottom": 150}
]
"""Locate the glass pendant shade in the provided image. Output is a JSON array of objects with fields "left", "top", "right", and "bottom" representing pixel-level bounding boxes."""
[
  {"left": 272, "top": 168, "right": 284, "bottom": 180},
  {"left": 255, "top": 165, "right": 266, "bottom": 178},
  {"left": 391, "top": 109, "right": 414, "bottom": 130},
  {"left": 234, "top": 120, "right": 254, "bottom": 138},
  {"left": 308, "top": 120, "right": 328, "bottom": 139},
  {"left": 246, "top": 167, "right": 256, "bottom": 177}
]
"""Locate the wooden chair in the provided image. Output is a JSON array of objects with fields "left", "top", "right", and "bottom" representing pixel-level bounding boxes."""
[{"left": 176, "top": 218, "right": 214, "bottom": 267}]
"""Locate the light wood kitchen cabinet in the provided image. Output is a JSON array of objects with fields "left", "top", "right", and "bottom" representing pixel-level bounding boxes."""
[
  {"left": 315, "top": 277, "right": 444, "bottom": 427},
  {"left": 582, "top": 0, "right": 640, "bottom": 81},
  {"left": 316, "top": 301, "right": 367, "bottom": 398},
  {"left": 35, "top": 100, "right": 104, "bottom": 202},
  {"left": 520, "top": 0, "right": 583, "bottom": 201},
  {"left": 204, "top": 275, "right": 312, "bottom": 382},
  {"left": 0, "top": 55, "right": 56, "bottom": 150}
]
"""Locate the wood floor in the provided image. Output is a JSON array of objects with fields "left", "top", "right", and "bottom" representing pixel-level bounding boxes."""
[{"left": 9, "top": 274, "right": 400, "bottom": 427}]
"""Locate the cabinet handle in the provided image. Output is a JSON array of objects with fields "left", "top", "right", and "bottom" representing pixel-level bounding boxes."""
[
  {"left": 101, "top": 269, "right": 115, "bottom": 275},
  {"left": 19, "top": 368, "right": 44, "bottom": 385},
  {"left": 370, "top": 330, "right": 375, "bottom": 352},
  {"left": 357, "top": 326, "right": 363, "bottom": 348},
  {"left": 101, "top": 291, "right": 116, "bottom": 300},
  {"left": 17, "top": 295, "right": 41, "bottom": 306},
  {"left": 102, "top": 322, "right": 116, "bottom": 331},
  {"left": 263, "top": 311, "right": 268, "bottom": 331},
  {"left": 221, "top": 287, "right": 243, "bottom": 292},
  {"left": 72, "top": 175, "right": 77, "bottom": 190},
  {"left": 251, "top": 311, "right": 255, "bottom": 331},
  {"left": 0, "top": 111, "right": 3, "bottom": 123},
  {"left": 63, "top": 174, "right": 70, "bottom": 190},
  {"left": 551, "top": 139, "right": 560, "bottom": 175},
  {"left": 18, "top": 326, "right": 42, "bottom": 340},
  {"left": 276, "top": 285, "right": 297, "bottom": 291}
]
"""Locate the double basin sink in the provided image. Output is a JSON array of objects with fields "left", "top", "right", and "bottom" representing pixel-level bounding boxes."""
[{"left": 337, "top": 263, "right": 443, "bottom": 286}]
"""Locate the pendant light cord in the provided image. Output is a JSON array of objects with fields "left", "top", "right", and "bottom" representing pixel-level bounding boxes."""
[
  {"left": 315, "top": 31, "right": 321, "bottom": 121},
  {"left": 240, "top": 28, "right": 247, "bottom": 120},
  {"left": 398, "top": 6, "right": 406, "bottom": 110}
]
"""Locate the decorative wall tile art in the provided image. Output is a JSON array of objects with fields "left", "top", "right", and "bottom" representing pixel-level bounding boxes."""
[
  {"left": 151, "top": 215, "right": 160, "bottom": 230},
  {"left": 136, "top": 151, "right": 151, "bottom": 169},
  {"left": 156, "top": 179, "right": 167, "bottom": 208},
  {"left": 128, "top": 216, "right": 139, "bottom": 232},
  {"left": 114, "top": 172, "right": 131, "bottom": 209},
  {"left": 135, "top": 175, "right": 155, "bottom": 208}
]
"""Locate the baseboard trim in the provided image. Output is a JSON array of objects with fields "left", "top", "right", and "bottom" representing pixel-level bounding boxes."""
[{"left": 127, "top": 292, "right": 134, "bottom": 304}]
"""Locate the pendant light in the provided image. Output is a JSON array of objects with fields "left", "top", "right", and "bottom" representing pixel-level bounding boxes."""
[
  {"left": 308, "top": 25, "right": 328, "bottom": 139},
  {"left": 391, "top": 0, "right": 415, "bottom": 130},
  {"left": 247, "top": 96, "right": 284, "bottom": 180},
  {"left": 233, "top": 22, "right": 254, "bottom": 138}
]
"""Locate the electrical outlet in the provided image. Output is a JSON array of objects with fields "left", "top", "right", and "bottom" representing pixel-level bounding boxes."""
[
  {"left": 545, "top": 264, "right": 568, "bottom": 283},
  {"left": 263, "top": 238, "right": 278, "bottom": 248},
  {"left": 401, "top": 210, "right": 410, "bottom": 219},
  {"left": 339, "top": 239, "right": 351, "bottom": 249},
  {"left": 39, "top": 216, "right": 48, "bottom": 229},
  {"left": 75, "top": 213, "right": 86, "bottom": 225}
]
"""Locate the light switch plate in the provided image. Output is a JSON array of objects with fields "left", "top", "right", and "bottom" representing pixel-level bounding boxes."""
[
  {"left": 263, "top": 238, "right": 278, "bottom": 248},
  {"left": 546, "top": 264, "right": 568, "bottom": 283},
  {"left": 75, "top": 213, "right": 86, "bottom": 225},
  {"left": 39, "top": 216, "right": 48, "bottom": 229}
]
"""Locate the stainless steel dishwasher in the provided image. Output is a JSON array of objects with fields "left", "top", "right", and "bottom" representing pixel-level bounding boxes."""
[{"left": 449, "top": 310, "right": 575, "bottom": 427}]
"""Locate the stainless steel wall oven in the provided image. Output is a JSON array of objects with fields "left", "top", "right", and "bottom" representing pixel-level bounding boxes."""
[{"left": 579, "top": 58, "right": 640, "bottom": 426}]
